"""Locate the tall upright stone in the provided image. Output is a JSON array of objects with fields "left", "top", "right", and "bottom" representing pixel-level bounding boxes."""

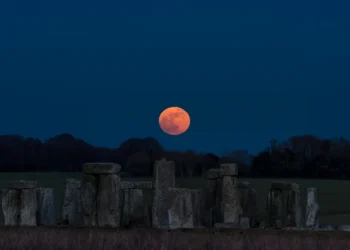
[
  {"left": 305, "top": 187, "right": 319, "bottom": 229},
  {"left": 2, "top": 181, "right": 37, "bottom": 226},
  {"left": 220, "top": 163, "right": 242, "bottom": 224},
  {"left": 266, "top": 182, "right": 285, "bottom": 228},
  {"left": 152, "top": 158, "right": 175, "bottom": 228},
  {"left": 168, "top": 188, "right": 194, "bottom": 229},
  {"left": 82, "top": 162, "right": 122, "bottom": 227},
  {"left": 237, "top": 181, "right": 258, "bottom": 227},
  {"left": 36, "top": 188, "right": 56, "bottom": 225},
  {"left": 285, "top": 183, "right": 301, "bottom": 227},
  {"left": 202, "top": 169, "right": 221, "bottom": 227},
  {"left": 62, "top": 179, "right": 83, "bottom": 225}
]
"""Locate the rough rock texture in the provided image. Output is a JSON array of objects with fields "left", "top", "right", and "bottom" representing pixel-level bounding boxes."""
[
  {"left": 285, "top": 183, "right": 301, "bottom": 227},
  {"left": 36, "top": 188, "right": 56, "bottom": 225},
  {"left": 202, "top": 169, "right": 221, "bottom": 227},
  {"left": 62, "top": 178, "right": 83, "bottom": 225},
  {"left": 237, "top": 181, "right": 258, "bottom": 227},
  {"left": 221, "top": 176, "right": 242, "bottom": 223},
  {"left": 152, "top": 158, "right": 175, "bottom": 228},
  {"left": 81, "top": 174, "right": 97, "bottom": 226},
  {"left": 83, "top": 162, "right": 121, "bottom": 175},
  {"left": 8, "top": 180, "right": 36, "bottom": 190},
  {"left": 305, "top": 187, "right": 319, "bottom": 228},
  {"left": 220, "top": 163, "right": 238, "bottom": 176},
  {"left": 267, "top": 186, "right": 284, "bottom": 228},
  {"left": 20, "top": 189, "right": 37, "bottom": 226},
  {"left": 206, "top": 169, "right": 222, "bottom": 180},
  {"left": 96, "top": 174, "right": 121, "bottom": 227},
  {"left": 168, "top": 188, "right": 194, "bottom": 229},
  {"left": 2, "top": 189, "right": 21, "bottom": 226},
  {"left": 121, "top": 181, "right": 153, "bottom": 190}
]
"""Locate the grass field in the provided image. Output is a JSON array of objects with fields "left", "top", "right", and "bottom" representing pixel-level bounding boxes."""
[{"left": 0, "top": 173, "right": 349, "bottom": 225}]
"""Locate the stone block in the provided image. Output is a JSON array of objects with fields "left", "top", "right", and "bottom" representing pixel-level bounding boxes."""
[
  {"left": 152, "top": 158, "right": 175, "bottom": 228},
  {"left": 19, "top": 189, "right": 37, "bottom": 226},
  {"left": 220, "top": 163, "right": 238, "bottom": 176},
  {"left": 83, "top": 162, "right": 121, "bottom": 174},
  {"left": 1, "top": 189, "right": 20, "bottom": 226},
  {"left": 206, "top": 169, "right": 222, "bottom": 180},
  {"left": 62, "top": 178, "right": 83, "bottom": 225},
  {"left": 8, "top": 180, "right": 36, "bottom": 189},
  {"left": 36, "top": 188, "right": 56, "bottom": 226},
  {"left": 221, "top": 176, "right": 242, "bottom": 223},
  {"left": 81, "top": 174, "right": 97, "bottom": 226},
  {"left": 168, "top": 188, "right": 194, "bottom": 229},
  {"left": 96, "top": 174, "right": 121, "bottom": 227}
]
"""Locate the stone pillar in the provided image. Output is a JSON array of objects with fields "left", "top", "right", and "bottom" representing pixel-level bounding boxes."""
[
  {"left": 36, "top": 188, "right": 56, "bottom": 225},
  {"left": 152, "top": 158, "right": 175, "bottom": 228},
  {"left": 285, "top": 183, "right": 302, "bottom": 227},
  {"left": 62, "top": 178, "right": 83, "bottom": 225},
  {"left": 220, "top": 163, "right": 242, "bottom": 224},
  {"left": 202, "top": 169, "right": 221, "bottom": 227},
  {"left": 237, "top": 181, "right": 258, "bottom": 228},
  {"left": 168, "top": 188, "right": 194, "bottom": 229},
  {"left": 266, "top": 182, "right": 285, "bottom": 228},
  {"left": 82, "top": 162, "right": 122, "bottom": 227},
  {"left": 305, "top": 187, "right": 319, "bottom": 229},
  {"left": 2, "top": 180, "right": 37, "bottom": 226},
  {"left": 121, "top": 181, "right": 153, "bottom": 228}
]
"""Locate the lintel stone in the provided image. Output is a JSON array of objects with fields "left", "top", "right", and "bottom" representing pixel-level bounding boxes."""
[{"left": 83, "top": 162, "right": 121, "bottom": 174}]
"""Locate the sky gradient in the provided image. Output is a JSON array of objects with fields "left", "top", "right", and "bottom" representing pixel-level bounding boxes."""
[{"left": 0, "top": 0, "right": 349, "bottom": 155}]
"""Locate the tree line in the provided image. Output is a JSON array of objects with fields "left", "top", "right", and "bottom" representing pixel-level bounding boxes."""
[{"left": 0, "top": 133, "right": 349, "bottom": 179}]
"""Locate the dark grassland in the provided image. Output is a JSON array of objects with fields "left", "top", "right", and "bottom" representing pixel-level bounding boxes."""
[{"left": 0, "top": 173, "right": 350, "bottom": 249}]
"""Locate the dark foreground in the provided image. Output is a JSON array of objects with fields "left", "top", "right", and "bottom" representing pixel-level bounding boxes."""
[{"left": 0, "top": 226, "right": 350, "bottom": 250}]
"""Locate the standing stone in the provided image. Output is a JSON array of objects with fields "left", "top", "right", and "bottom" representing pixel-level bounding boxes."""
[
  {"left": 305, "top": 187, "right": 319, "bottom": 229},
  {"left": 168, "top": 188, "right": 194, "bottom": 229},
  {"left": 2, "top": 189, "right": 21, "bottom": 226},
  {"left": 62, "top": 178, "right": 83, "bottom": 225},
  {"left": 121, "top": 189, "right": 131, "bottom": 226},
  {"left": 97, "top": 174, "right": 121, "bottom": 227},
  {"left": 221, "top": 177, "right": 242, "bottom": 223},
  {"left": 190, "top": 189, "right": 202, "bottom": 227},
  {"left": 129, "top": 189, "right": 145, "bottom": 224},
  {"left": 202, "top": 169, "right": 221, "bottom": 227},
  {"left": 238, "top": 181, "right": 258, "bottom": 227},
  {"left": 20, "top": 189, "right": 37, "bottom": 226},
  {"left": 36, "top": 188, "right": 56, "bottom": 225},
  {"left": 285, "top": 183, "right": 302, "bottom": 227},
  {"left": 81, "top": 174, "right": 97, "bottom": 226},
  {"left": 152, "top": 158, "right": 175, "bottom": 228},
  {"left": 267, "top": 185, "right": 284, "bottom": 228}
]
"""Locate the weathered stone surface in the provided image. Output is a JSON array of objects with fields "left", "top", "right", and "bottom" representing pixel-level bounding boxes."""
[
  {"left": 214, "top": 222, "right": 241, "bottom": 228},
  {"left": 2, "top": 189, "right": 20, "bottom": 226},
  {"left": 202, "top": 177, "right": 218, "bottom": 227},
  {"left": 8, "top": 180, "right": 36, "bottom": 189},
  {"left": 190, "top": 189, "right": 202, "bottom": 227},
  {"left": 62, "top": 178, "right": 83, "bottom": 225},
  {"left": 206, "top": 169, "right": 222, "bottom": 179},
  {"left": 239, "top": 217, "right": 250, "bottom": 229},
  {"left": 152, "top": 158, "right": 175, "bottom": 228},
  {"left": 36, "top": 188, "right": 56, "bottom": 225},
  {"left": 270, "top": 182, "right": 288, "bottom": 190},
  {"left": 122, "top": 188, "right": 146, "bottom": 227},
  {"left": 305, "top": 187, "right": 319, "bottom": 228},
  {"left": 285, "top": 183, "right": 301, "bottom": 227},
  {"left": 337, "top": 225, "right": 350, "bottom": 231},
  {"left": 97, "top": 174, "right": 121, "bottom": 227},
  {"left": 20, "top": 189, "right": 37, "bottom": 226},
  {"left": 81, "top": 174, "right": 97, "bottom": 226},
  {"left": 83, "top": 162, "right": 121, "bottom": 174},
  {"left": 238, "top": 181, "right": 258, "bottom": 227},
  {"left": 267, "top": 188, "right": 284, "bottom": 228},
  {"left": 121, "top": 181, "right": 153, "bottom": 190},
  {"left": 168, "top": 188, "right": 194, "bottom": 229},
  {"left": 220, "top": 163, "right": 238, "bottom": 176},
  {"left": 221, "top": 176, "right": 242, "bottom": 223}
]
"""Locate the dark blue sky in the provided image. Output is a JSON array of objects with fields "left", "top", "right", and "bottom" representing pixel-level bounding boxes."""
[{"left": 0, "top": 0, "right": 349, "bottom": 155}]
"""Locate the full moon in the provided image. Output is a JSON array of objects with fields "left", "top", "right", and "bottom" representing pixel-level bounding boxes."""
[{"left": 159, "top": 107, "right": 190, "bottom": 135}]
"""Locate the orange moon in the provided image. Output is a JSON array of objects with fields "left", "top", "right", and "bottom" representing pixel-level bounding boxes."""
[{"left": 159, "top": 107, "right": 190, "bottom": 135}]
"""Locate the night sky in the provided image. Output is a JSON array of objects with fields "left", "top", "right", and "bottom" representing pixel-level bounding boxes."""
[{"left": 0, "top": 0, "right": 349, "bottom": 155}]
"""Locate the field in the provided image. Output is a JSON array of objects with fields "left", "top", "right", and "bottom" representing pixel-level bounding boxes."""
[{"left": 0, "top": 173, "right": 349, "bottom": 226}]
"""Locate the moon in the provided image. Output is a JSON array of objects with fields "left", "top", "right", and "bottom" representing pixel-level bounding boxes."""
[{"left": 159, "top": 107, "right": 190, "bottom": 135}]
